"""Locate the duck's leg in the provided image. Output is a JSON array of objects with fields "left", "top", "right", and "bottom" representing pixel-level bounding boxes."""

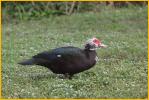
[{"left": 64, "top": 73, "right": 73, "bottom": 79}]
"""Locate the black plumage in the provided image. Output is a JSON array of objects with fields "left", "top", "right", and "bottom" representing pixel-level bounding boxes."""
[{"left": 19, "top": 38, "right": 107, "bottom": 79}]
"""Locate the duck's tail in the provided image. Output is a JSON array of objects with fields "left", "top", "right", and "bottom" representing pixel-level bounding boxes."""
[{"left": 18, "top": 59, "right": 35, "bottom": 65}]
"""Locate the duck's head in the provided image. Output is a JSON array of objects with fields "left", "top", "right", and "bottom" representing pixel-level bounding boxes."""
[{"left": 85, "top": 37, "right": 107, "bottom": 50}]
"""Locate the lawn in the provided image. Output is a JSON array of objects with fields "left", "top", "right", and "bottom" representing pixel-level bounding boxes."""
[{"left": 2, "top": 6, "right": 148, "bottom": 98}]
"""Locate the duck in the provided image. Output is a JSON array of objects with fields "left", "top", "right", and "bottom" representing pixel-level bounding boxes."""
[{"left": 18, "top": 37, "right": 107, "bottom": 79}]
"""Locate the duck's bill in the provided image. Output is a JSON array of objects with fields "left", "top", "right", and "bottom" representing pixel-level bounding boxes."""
[{"left": 99, "top": 43, "right": 107, "bottom": 48}]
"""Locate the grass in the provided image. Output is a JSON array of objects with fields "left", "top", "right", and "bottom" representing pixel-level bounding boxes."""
[{"left": 2, "top": 6, "right": 148, "bottom": 98}]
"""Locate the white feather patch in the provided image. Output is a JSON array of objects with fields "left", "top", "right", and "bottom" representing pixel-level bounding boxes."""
[{"left": 57, "top": 55, "right": 61, "bottom": 57}]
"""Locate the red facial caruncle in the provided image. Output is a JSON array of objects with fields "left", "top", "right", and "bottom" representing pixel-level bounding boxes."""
[
  {"left": 92, "top": 37, "right": 107, "bottom": 48},
  {"left": 93, "top": 38, "right": 101, "bottom": 46}
]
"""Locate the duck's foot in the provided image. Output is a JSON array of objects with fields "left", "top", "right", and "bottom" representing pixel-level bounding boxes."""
[
  {"left": 64, "top": 73, "right": 73, "bottom": 79},
  {"left": 57, "top": 73, "right": 73, "bottom": 79}
]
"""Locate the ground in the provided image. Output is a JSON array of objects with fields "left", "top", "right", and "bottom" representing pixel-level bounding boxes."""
[{"left": 2, "top": 6, "right": 148, "bottom": 98}]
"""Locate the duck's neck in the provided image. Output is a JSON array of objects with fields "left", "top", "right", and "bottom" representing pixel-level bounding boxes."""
[
  {"left": 84, "top": 49, "right": 97, "bottom": 59},
  {"left": 84, "top": 43, "right": 97, "bottom": 51}
]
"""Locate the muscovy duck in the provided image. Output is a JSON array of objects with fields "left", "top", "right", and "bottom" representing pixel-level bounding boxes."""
[{"left": 19, "top": 37, "right": 107, "bottom": 79}]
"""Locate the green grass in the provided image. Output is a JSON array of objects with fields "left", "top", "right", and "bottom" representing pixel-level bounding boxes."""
[{"left": 2, "top": 6, "right": 148, "bottom": 98}]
